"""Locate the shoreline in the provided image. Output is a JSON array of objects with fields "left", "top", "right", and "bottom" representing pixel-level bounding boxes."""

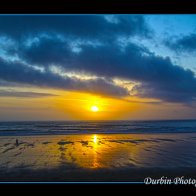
[
  {"left": 1, "top": 131, "right": 196, "bottom": 137},
  {"left": 1, "top": 133, "right": 196, "bottom": 182}
]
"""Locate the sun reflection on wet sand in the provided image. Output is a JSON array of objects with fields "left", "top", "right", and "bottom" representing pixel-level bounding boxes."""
[
  {"left": 93, "top": 134, "right": 97, "bottom": 144},
  {"left": 92, "top": 134, "right": 99, "bottom": 168},
  {"left": 1, "top": 134, "right": 196, "bottom": 171}
]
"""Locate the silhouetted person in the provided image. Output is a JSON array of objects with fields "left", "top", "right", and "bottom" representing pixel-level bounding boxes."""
[{"left": 16, "top": 139, "right": 19, "bottom": 146}]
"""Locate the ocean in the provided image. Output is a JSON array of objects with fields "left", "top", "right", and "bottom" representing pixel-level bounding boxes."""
[{"left": 0, "top": 120, "right": 196, "bottom": 136}]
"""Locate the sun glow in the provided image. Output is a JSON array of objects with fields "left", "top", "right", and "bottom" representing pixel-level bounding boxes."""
[
  {"left": 91, "top": 105, "right": 99, "bottom": 112},
  {"left": 53, "top": 91, "right": 141, "bottom": 120}
]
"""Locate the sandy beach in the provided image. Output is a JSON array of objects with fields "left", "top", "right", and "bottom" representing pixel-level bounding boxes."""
[{"left": 1, "top": 133, "right": 196, "bottom": 181}]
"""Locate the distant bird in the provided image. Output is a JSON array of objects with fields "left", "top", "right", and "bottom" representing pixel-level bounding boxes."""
[{"left": 16, "top": 139, "right": 19, "bottom": 146}]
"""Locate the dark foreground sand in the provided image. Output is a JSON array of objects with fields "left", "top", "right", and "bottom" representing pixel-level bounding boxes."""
[
  {"left": 1, "top": 167, "right": 196, "bottom": 182},
  {"left": 1, "top": 133, "right": 196, "bottom": 181}
]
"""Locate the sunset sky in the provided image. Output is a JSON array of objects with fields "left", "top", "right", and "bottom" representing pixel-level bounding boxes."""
[{"left": 0, "top": 14, "right": 196, "bottom": 121}]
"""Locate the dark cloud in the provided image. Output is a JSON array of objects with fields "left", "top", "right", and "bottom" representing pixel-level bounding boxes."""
[
  {"left": 0, "top": 15, "right": 151, "bottom": 40},
  {"left": 134, "top": 81, "right": 196, "bottom": 103},
  {"left": 20, "top": 35, "right": 72, "bottom": 66},
  {"left": 0, "top": 90, "right": 57, "bottom": 98},
  {"left": 165, "top": 33, "right": 196, "bottom": 53},
  {"left": 0, "top": 57, "right": 129, "bottom": 97},
  {"left": 74, "top": 43, "right": 196, "bottom": 103}
]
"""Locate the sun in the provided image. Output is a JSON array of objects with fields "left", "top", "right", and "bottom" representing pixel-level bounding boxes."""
[{"left": 91, "top": 105, "right": 99, "bottom": 112}]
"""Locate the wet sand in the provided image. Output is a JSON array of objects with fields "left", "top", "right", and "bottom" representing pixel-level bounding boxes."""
[{"left": 1, "top": 133, "right": 196, "bottom": 181}]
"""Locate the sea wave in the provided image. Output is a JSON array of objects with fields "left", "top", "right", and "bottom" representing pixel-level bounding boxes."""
[{"left": 0, "top": 120, "right": 196, "bottom": 136}]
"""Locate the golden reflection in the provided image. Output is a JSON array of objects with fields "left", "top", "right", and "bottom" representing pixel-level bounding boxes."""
[
  {"left": 92, "top": 134, "right": 99, "bottom": 168},
  {"left": 93, "top": 134, "right": 98, "bottom": 143},
  {"left": 0, "top": 134, "right": 181, "bottom": 170}
]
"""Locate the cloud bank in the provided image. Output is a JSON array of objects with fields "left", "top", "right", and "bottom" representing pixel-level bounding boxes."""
[
  {"left": 0, "top": 15, "right": 196, "bottom": 103},
  {"left": 165, "top": 33, "right": 196, "bottom": 53}
]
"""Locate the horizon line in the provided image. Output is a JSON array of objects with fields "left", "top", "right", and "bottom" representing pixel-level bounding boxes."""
[{"left": 0, "top": 119, "right": 196, "bottom": 123}]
